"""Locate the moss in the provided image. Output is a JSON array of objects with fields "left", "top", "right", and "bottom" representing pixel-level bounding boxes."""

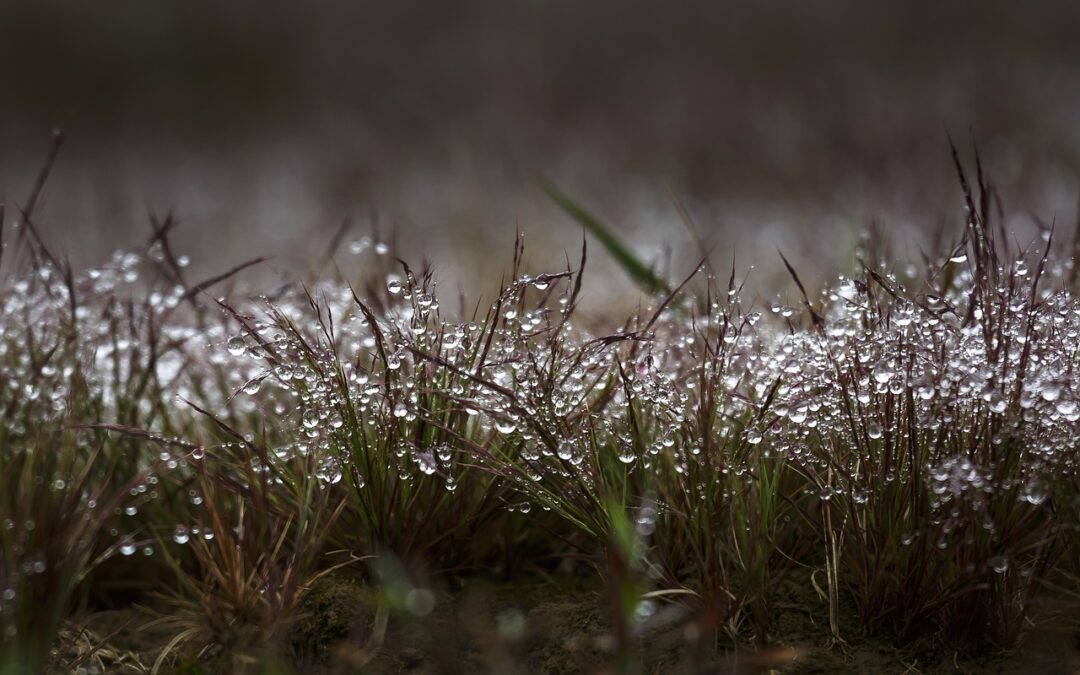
[{"left": 290, "top": 577, "right": 376, "bottom": 665}]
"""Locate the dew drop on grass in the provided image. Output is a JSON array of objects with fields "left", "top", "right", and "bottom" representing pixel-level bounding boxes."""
[
  {"left": 302, "top": 410, "right": 319, "bottom": 428},
  {"left": 557, "top": 440, "right": 575, "bottom": 460},
  {"left": 172, "top": 525, "right": 190, "bottom": 545},
  {"left": 242, "top": 379, "right": 261, "bottom": 395},
  {"left": 226, "top": 336, "right": 246, "bottom": 356},
  {"left": 415, "top": 451, "right": 437, "bottom": 475},
  {"left": 1040, "top": 385, "right": 1061, "bottom": 402},
  {"left": 1022, "top": 479, "right": 1047, "bottom": 505},
  {"left": 387, "top": 278, "right": 403, "bottom": 295},
  {"left": 1055, "top": 399, "right": 1078, "bottom": 417},
  {"left": 393, "top": 402, "right": 408, "bottom": 418},
  {"left": 989, "top": 556, "right": 1009, "bottom": 574},
  {"left": 636, "top": 505, "right": 657, "bottom": 535},
  {"left": 873, "top": 364, "right": 894, "bottom": 384}
]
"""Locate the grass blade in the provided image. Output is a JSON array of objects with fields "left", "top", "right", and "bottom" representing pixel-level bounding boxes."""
[{"left": 541, "top": 179, "right": 670, "bottom": 295}]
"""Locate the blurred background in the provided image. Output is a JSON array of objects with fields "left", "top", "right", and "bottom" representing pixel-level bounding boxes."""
[{"left": 1, "top": 0, "right": 1078, "bottom": 305}]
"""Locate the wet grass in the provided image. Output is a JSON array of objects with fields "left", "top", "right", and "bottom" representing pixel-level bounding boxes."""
[{"left": 2, "top": 143, "right": 1080, "bottom": 673}]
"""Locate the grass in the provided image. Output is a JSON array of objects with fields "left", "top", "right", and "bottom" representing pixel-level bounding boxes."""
[{"left": 1, "top": 143, "right": 1079, "bottom": 672}]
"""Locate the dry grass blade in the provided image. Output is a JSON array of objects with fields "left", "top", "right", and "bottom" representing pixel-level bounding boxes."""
[
  {"left": 777, "top": 248, "right": 823, "bottom": 328},
  {"left": 183, "top": 256, "right": 268, "bottom": 301}
]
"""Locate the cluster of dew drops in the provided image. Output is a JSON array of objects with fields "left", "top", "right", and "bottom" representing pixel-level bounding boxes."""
[
  {"left": 753, "top": 254, "right": 1080, "bottom": 567},
  {"left": 0, "top": 246, "right": 207, "bottom": 625},
  {"left": 4, "top": 233, "right": 1080, "bottom": 596},
  {"left": 216, "top": 257, "right": 785, "bottom": 520}
]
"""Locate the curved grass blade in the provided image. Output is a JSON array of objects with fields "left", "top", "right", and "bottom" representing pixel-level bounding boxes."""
[{"left": 540, "top": 179, "right": 670, "bottom": 295}]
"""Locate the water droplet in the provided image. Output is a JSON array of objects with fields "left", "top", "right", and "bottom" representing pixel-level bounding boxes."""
[
  {"left": 414, "top": 450, "right": 437, "bottom": 475},
  {"left": 1055, "top": 400, "right": 1078, "bottom": 417},
  {"left": 405, "top": 588, "right": 435, "bottom": 616},
  {"left": 989, "top": 556, "right": 1009, "bottom": 574},
  {"left": 635, "top": 599, "right": 657, "bottom": 619},
  {"left": 226, "top": 336, "right": 247, "bottom": 356},
  {"left": 1040, "top": 385, "right": 1062, "bottom": 402},
  {"left": 873, "top": 364, "right": 894, "bottom": 384},
  {"left": 1022, "top": 479, "right": 1047, "bottom": 505}
]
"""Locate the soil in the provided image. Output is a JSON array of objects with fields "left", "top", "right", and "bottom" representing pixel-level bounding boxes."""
[{"left": 57, "top": 569, "right": 1080, "bottom": 674}]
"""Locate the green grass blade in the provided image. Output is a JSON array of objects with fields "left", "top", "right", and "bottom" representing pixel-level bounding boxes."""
[{"left": 541, "top": 179, "right": 669, "bottom": 295}]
